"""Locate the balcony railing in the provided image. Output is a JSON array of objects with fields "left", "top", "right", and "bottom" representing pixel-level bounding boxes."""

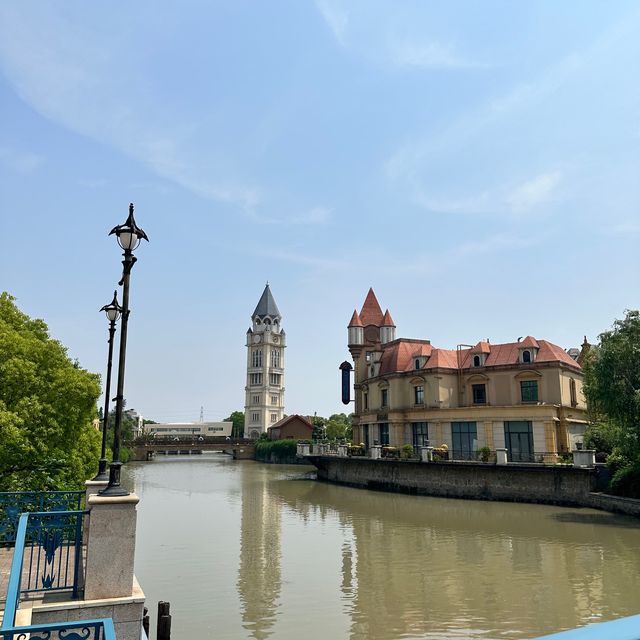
[
  {"left": 0, "top": 491, "right": 84, "bottom": 545},
  {"left": 2, "top": 510, "right": 85, "bottom": 633},
  {"left": 0, "top": 618, "right": 116, "bottom": 640}
]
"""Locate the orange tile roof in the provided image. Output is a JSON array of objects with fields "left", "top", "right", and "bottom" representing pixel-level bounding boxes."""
[
  {"left": 521, "top": 335, "right": 539, "bottom": 348},
  {"left": 382, "top": 309, "right": 396, "bottom": 327},
  {"left": 360, "top": 288, "right": 384, "bottom": 326},
  {"left": 470, "top": 341, "right": 491, "bottom": 354},
  {"left": 348, "top": 310, "right": 363, "bottom": 327},
  {"left": 375, "top": 337, "right": 580, "bottom": 376}
]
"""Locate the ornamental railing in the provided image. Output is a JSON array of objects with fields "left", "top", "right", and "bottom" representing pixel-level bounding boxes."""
[
  {"left": 0, "top": 491, "right": 84, "bottom": 545},
  {"left": 1, "top": 510, "right": 84, "bottom": 629},
  {"left": 0, "top": 618, "right": 116, "bottom": 640}
]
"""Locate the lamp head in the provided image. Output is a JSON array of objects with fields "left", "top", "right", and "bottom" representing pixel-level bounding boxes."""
[
  {"left": 100, "top": 290, "right": 123, "bottom": 323},
  {"left": 109, "top": 203, "right": 149, "bottom": 251}
]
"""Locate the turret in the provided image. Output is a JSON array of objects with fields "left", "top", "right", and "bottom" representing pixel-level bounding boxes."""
[
  {"left": 380, "top": 309, "right": 396, "bottom": 344},
  {"left": 348, "top": 310, "right": 364, "bottom": 346}
]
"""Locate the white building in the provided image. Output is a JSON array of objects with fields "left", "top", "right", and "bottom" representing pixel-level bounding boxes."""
[
  {"left": 244, "top": 284, "right": 286, "bottom": 438},
  {"left": 144, "top": 421, "right": 233, "bottom": 438}
]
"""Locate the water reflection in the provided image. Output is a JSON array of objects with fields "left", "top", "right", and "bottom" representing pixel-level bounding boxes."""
[
  {"left": 237, "top": 466, "right": 282, "bottom": 640},
  {"left": 129, "top": 458, "right": 640, "bottom": 640}
]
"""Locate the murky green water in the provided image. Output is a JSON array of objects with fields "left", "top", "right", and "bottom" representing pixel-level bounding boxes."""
[{"left": 124, "top": 456, "right": 640, "bottom": 640}]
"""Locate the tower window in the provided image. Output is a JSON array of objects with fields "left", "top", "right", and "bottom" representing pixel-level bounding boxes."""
[
  {"left": 271, "top": 350, "right": 280, "bottom": 367},
  {"left": 251, "top": 412, "right": 260, "bottom": 423},
  {"left": 250, "top": 373, "right": 262, "bottom": 385},
  {"left": 271, "top": 413, "right": 278, "bottom": 423},
  {"left": 270, "top": 373, "right": 281, "bottom": 386},
  {"left": 271, "top": 394, "right": 278, "bottom": 405},
  {"left": 252, "top": 349, "right": 263, "bottom": 367},
  {"left": 252, "top": 394, "right": 260, "bottom": 404}
]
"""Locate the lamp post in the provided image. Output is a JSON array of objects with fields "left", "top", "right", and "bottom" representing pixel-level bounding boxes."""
[
  {"left": 93, "top": 290, "right": 123, "bottom": 481},
  {"left": 100, "top": 203, "right": 149, "bottom": 496}
]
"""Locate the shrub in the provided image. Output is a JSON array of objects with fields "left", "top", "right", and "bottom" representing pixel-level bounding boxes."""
[
  {"left": 401, "top": 444, "right": 414, "bottom": 459},
  {"left": 255, "top": 439, "right": 297, "bottom": 462},
  {"left": 610, "top": 462, "right": 640, "bottom": 498},
  {"left": 477, "top": 446, "right": 491, "bottom": 463}
]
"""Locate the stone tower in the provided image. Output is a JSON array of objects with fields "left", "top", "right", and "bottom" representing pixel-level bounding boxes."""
[{"left": 244, "top": 284, "right": 286, "bottom": 438}]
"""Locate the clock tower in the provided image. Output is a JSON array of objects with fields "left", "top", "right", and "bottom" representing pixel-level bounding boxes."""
[{"left": 244, "top": 283, "right": 286, "bottom": 438}]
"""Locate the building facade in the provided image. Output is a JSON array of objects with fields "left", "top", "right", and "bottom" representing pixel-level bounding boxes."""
[
  {"left": 347, "top": 289, "right": 589, "bottom": 461},
  {"left": 267, "top": 414, "right": 314, "bottom": 441},
  {"left": 144, "top": 421, "right": 232, "bottom": 438},
  {"left": 244, "top": 284, "right": 286, "bottom": 438}
]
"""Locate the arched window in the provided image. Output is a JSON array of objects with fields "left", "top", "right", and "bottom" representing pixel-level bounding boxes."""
[
  {"left": 473, "top": 355, "right": 481, "bottom": 367},
  {"left": 522, "top": 350, "right": 531, "bottom": 363},
  {"left": 252, "top": 349, "right": 263, "bottom": 367},
  {"left": 415, "top": 358, "right": 421, "bottom": 370}
]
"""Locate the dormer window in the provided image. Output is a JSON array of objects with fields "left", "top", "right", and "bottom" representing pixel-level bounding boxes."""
[
  {"left": 522, "top": 350, "right": 532, "bottom": 363},
  {"left": 415, "top": 358, "right": 421, "bottom": 370},
  {"left": 473, "top": 355, "right": 481, "bottom": 367}
]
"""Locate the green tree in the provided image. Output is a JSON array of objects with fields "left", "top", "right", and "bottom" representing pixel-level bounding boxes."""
[
  {"left": 325, "top": 413, "right": 353, "bottom": 441},
  {"left": 224, "top": 411, "right": 245, "bottom": 438},
  {"left": 583, "top": 310, "right": 640, "bottom": 496},
  {"left": 0, "top": 293, "right": 102, "bottom": 491}
]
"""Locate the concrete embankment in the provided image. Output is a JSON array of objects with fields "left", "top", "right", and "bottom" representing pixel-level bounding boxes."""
[{"left": 307, "top": 456, "right": 640, "bottom": 515}]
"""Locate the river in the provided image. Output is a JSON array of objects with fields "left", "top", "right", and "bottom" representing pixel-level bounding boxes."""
[{"left": 124, "top": 455, "right": 640, "bottom": 640}]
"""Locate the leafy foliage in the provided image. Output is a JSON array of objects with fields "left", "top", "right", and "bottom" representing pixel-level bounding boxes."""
[
  {"left": 255, "top": 439, "right": 297, "bottom": 462},
  {"left": 224, "top": 411, "right": 245, "bottom": 438},
  {"left": 0, "top": 293, "right": 101, "bottom": 490},
  {"left": 583, "top": 310, "right": 640, "bottom": 496}
]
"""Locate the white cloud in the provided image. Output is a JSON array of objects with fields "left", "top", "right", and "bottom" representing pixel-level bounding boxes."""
[
  {"left": 390, "top": 39, "right": 487, "bottom": 70},
  {"left": 315, "top": 0, "right": 349, "bottom": 46},
  {"left": 0, "top": 146, "right": 44, "bottom": 172},
  {"left": 506, "top": 171, "right": 563, "bottom": 213}
]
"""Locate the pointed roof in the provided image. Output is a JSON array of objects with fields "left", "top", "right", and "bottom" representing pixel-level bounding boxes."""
[
  {"left": 252, "top": 283, "right": 281, "bottom": 319},
  {"left": 470, "top": 340, "right": 491, "bottom": 354},
  {"left": 359, "top": 288, "right": 384, "bottom": 326},
  {"left": 520, "top": 336, "right": 539, "bottom": 349},
  {"left": 382, "top": 310, "right": 396, "bottom": 327},
  {"left": 348, "top": 310, "right": 363, "bottom": 327}
]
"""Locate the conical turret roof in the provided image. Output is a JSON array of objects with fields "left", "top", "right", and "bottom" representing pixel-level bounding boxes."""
[
  {"left": 382, "top": 310, "right": 395, "bottom": 327},
  {"left": 348, "top": 310, "right": 363, "bottom": 327},
  {"left": 359, "top": 288, "right": 384, "bottom": 326},
  {"left": 252, "top": 283, "right": 281, "bottom": 319}
]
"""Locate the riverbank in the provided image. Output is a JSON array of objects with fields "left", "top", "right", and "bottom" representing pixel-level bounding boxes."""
[{"left": 307, "top": 455, "right": 640, "bottom": 516}]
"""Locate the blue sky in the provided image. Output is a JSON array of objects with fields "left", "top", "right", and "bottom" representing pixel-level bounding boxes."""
[{"left": 1, "top": 1, "right": 639, "bottom": 421}]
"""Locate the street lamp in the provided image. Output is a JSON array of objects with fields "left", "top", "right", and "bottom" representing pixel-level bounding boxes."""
[
  {"left": 100, "top": 203, "right": 149, "bottom": 496},
  {"left": 93, "top": 290, "right": 123, "bottom": 481}
]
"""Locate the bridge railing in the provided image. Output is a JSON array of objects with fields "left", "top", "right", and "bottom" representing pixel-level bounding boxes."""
[
  {"left": 0, "top": 618, "right": 116, "bottom": 640},
  {"left": 0, "top": 491, "right": 84, "bottom": 546},
  {"left": 2, "top": 510, "right": 85, "bottom": 629}
]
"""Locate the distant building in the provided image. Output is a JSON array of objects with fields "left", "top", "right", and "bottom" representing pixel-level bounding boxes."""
[
  {"left": 267, "top": 415, "right": 314, "bottom": 440},
  {"left": 244, "top": 284, "right": 286, "bottom": 438},
  {"left": 347, "top": 288, "right": 589, "bottom": 461},
  {"left": 144, "top": 421, "right": 232, "bottom": 438}
]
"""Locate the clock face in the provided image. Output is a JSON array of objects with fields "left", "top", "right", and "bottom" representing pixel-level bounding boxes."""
[
  {"left": 273, "top": 336, "right": 279, "bottom": 343},
  {"left": 252, "top": 335, "right": 261, "bottom": 344},
  {"left": 364, "top": 326, "right": 378, "bottom": 342}
]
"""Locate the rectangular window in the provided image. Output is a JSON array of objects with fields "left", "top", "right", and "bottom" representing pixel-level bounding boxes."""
[
  {"left": 412, "top": 422, "right": 429, "bottom": 449},
  {"left": 250, "top": 373, "right": 262, "bottom": 385},
  {"left": 472, "top": 384, "right": 486, "bottom": 405},
  {"left": 251, "top": 412, "right": 260, "bottom": 423},
  {"left": 452, "top": 422, "right": 477, "bottom": 460},
  {"left": 414, "top": 385, "right": 424, "bottom": 405},
  {"left": 504, "top": 421, "right": 534, "bottom": 462},
  {"left": 271, "top": 394, "right": 278, "bottom": 406},
  {"left": 271, "top": 413, "right": 278, "bottom": 423},
  {"left": 570, "top": 379, "right": 577, "bottom": 407},
  {"left": 520, "top": 380, "right": 538, "bottom": 403},
  {"left": 363, "top": 392, "right": 368, "bottom": 410},
  {"left": 252, "top": 394, "right": 260, "bottom": 404},
  {"left": 252, "top": 349, "right": 262, "bottom": 368},
  {"left": 379, "top": 423, "right": 389, "bottom": 446},
  {"left": 363, "top": 424, "right": 370, "bottom": 449},
  {"left": 271, "top": 350, "right": 280, "bottom": 367},
  {"left": 381, "top": 389, "right": 388, "bottom": 407},
  {"left": 270, "top": 373, "right": 281, "bottom": 386}
]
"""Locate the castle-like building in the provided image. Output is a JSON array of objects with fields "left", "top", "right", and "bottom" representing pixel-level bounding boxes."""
[
  {"left": 244, "top": 284, "right": 286, "bottom": 438},
  {"left": 347, "top": 288, "right": 589, "bottom": 461}
]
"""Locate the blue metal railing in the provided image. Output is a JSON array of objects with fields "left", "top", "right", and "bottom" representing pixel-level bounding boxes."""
[
  {"left": 533, "top": 614, "right": 640, "bottom": 639},
  {"left": 2, "top": 511, "right": 84, "bottom": 629},
  {"left": 0, "top": 618, "right": 116, "bottom": 640},
  {"left": 0, "top": 491, "right": 84, "bottom": 545}
]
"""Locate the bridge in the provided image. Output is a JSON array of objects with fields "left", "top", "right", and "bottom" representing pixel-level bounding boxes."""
[{"left": 132, "top": 437, "right": 256, "bottom": 461}]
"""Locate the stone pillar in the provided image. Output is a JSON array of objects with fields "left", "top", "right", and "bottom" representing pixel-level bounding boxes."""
[
  {"left": 543, "top": 420, "right": 558, "bottom": 463},
  {"left": 337, "top": 444, "right": 348, "bottom": 457},
  {"left": 370, "top": 445, "right": 381, "bottom": 460},
  {"left": 496, "top": 448, "right": 508, "bottom": 465},
  {"left": 573, "top": 449, "right": 596, "bottom": 468},
  {"left": 84, "top": 493, "right": 140, "bottom": 600},
  {"left": 483, "top": 421, "right": 494, "bottom": 450},
  {"left": 83, "top": 480, "right": 108, "bottom": 545},
  {"left": 420, "top": 446, "right": 434, "bottom": 462}
]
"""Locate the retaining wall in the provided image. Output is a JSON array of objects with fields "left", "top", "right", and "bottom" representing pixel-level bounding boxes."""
[{"left": 309, "top": 456, "right": 616, "bottom": 509}]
